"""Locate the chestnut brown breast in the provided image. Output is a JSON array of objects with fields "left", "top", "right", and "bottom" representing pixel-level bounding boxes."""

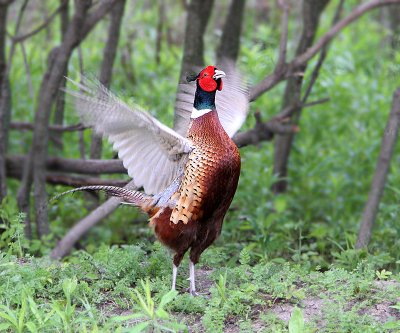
[{"left": 152, "top": 110, "right": 240, "bottom": 257}]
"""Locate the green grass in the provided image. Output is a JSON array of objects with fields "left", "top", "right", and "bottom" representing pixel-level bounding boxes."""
[{"left": 2, "top": 1, "right": 400, "bottom": 331}]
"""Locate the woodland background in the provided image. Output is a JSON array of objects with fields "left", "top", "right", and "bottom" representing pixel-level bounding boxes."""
[{"left": 0, "top": 0, "right": 400, "bottom": 332}]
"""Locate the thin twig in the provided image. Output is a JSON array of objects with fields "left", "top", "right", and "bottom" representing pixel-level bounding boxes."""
[
  {"left": 276, "top": 0, "right": 289, "bottom": 71},
  {"left": 272, "top": 97, "right": 330, "bottom": 121},
  {"left": 19, "top": 41, "right": 34, "bottom": 99},
  {"left": 11, "top": 0, "right": 68, "bottom": 43},
  {"left": 4, "top": 0, "right": 27, "bottom": 77},
  {"left": 77, "top": 46, "right": 86, "bottom": 159}
]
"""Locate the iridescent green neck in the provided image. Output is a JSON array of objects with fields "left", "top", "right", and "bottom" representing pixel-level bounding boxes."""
[{"left": 193, "top": 81, "right": 216, "bottom": 110}]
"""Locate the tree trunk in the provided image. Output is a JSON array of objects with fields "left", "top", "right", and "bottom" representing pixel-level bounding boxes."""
[
  {"left": 174, "top": 0, "right": 214, "bottom": 129},
  {"left": 356, "top": 88, "right": 400, "bottom": 248},
  {"left": 33, "top": 1, "right": 92, "bottom": 237},
  {"left": 0, "top": 2, "right": 11, "bottom": 201},
  {"left": 272, "top": 0, "right": 329, "bottom": 194},
  {"left": 51, "top": 0, "right": 70, "bottom": 152},
  {"left": 178, "top": 0, "right": 214, "bottom": 80},
  {"left": 90, "top": 0, "right": 126, "bottom": 160},
  {"left": 17, "top": 0, "right": 119, "bottom": 238},
  {"left": 388, "top": 4, "right": 400, "bottom": 49},
  {"left": 216, "top": 0, "right": 246, "bottom": 63}
]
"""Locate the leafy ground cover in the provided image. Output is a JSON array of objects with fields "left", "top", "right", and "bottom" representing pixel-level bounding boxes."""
[
  {"left": 0, "top": 241, "right": 399, "bottom": 332},
  {"left": 1, "top": 1, "right": 400, "bottom": 332}
]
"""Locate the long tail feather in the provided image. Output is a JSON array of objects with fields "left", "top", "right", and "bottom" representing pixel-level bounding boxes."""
[{"left": 51, "top": 185, "right": 153, "bottom": 208}]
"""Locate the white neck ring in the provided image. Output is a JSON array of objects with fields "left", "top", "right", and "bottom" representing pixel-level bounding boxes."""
[{"left": 191, "top": 107, "right": 213, "bottom": 119}]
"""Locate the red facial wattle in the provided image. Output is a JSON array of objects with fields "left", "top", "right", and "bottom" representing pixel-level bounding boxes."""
[
  {"left": 198, "top": 66, "right": 223, "bottom": 92},
  {"left": 217, "top": 79, "right": 223, "bottom": 91}
]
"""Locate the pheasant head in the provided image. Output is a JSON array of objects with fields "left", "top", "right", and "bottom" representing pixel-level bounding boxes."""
[{"left": 187, "top": 66, "right": 226, "bottom": 112}]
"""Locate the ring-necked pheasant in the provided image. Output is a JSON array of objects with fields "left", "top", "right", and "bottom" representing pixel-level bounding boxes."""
[{"left": 60, "top": 64, "right": 249, "bottom": 295}]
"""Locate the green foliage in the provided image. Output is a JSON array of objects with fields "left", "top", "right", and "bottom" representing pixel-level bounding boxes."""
[
  {"left": 288, "top": 307, "right": 305, "bottom": 333},
  {"left": 114, "top": 279, "right": 187, "bottom": 332},
  {"left": 0, "top": 196, "right": 28, "bottom": 257}
]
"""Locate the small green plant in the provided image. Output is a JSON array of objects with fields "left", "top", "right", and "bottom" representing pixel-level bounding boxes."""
[
  {"left": 239, "top": 247, "right": 251, "bottom": 266},
  {"left": 288, "top": 307, "right": 305, "bottom": 333},
  {"left": 0, "top": 299, "right": 28, "bottom": 333},
  {"left": 0, "top": 196, "right": 29, "bottom": 257},
  {"left": 114, "top": 279, "right": 187, "bottom": 332},
  {"left": 215, "top": 271, "right": 228, "bottom": 305},
  {"left": 52, "top": 278, "right": 78, "bottom": 332},
  {"left": 0, "top": 291, "right": 52, "bottom": 333},
  {"left": 26, "top": 295, "right": 55, "bottom": 332},
  {"left": 376, "top": 269, "right": 392, "bottom": 280}
]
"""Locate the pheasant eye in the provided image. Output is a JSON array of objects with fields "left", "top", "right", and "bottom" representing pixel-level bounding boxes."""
[{"left": 203, "top": 73, "right": 208, "bottom": 77}]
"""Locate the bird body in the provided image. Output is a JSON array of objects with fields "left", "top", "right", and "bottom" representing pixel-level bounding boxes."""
[
  {"left": 60, "top": 65, "right": 248, "bottom": 294},
  {"left": 152, "top": 108, "right": 241, "bottom": 267}
]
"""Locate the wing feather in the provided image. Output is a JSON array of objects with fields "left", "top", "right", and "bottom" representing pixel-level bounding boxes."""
[{"left": 66, "top": 76, "right": 193, "bottom": 194}]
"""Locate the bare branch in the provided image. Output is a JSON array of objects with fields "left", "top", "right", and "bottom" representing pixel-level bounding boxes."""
[
  {"left": 232, "top": 98, "right": 329, "bottom": 148},
  {"left": 233, "top": 118, "right": 298, "bottom": 148},
  {"left": 249, "top": 0, "right": 400, "bottom": 101},
  {"left": 51, "top": 180, "right": 137, "bottom": 259},
  {"left": 8, "top": 155, "right": 125, "bottom": 175},
  {"left": 7, "top": 163, "right": 128, "bottom": 187},
  {"left": 272, "top": 97, "right": 330, "bottom": 121},
  {"left": 293, "top": 0, "right": 400, "bottom": 68},
  {"left": 301, "top": 0, "right": 345, "bottom": 104},
  {"left": 81, "top": 0, "right": 119, "bottom": 38},
  {"left": 10, "top": 122, "right": 86, "bottom": 131}
]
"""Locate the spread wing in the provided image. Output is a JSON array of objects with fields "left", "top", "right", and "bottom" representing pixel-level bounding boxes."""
[
  {"left": 174, "top": 61, "right": 249, "bottom": 137},
  {"left": 65, "top": 77, "right": 193, "bottom": 195}
]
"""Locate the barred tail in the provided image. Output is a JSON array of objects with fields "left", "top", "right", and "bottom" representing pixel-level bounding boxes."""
[{"left": 51, "top": 185, "right": 154, "bottom": 212}]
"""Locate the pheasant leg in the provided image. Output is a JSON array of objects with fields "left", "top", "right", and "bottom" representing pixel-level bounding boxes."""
[
  {"left": 171, "top": 264, "right": 178, "bottom": 291},
  {"left": 189, "top": 261, "right": 198, "bottom": 296}
]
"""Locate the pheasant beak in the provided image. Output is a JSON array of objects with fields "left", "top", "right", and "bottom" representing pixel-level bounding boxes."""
[{"left": 213, "top": 69, "right": 226, "bottom": 80}]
